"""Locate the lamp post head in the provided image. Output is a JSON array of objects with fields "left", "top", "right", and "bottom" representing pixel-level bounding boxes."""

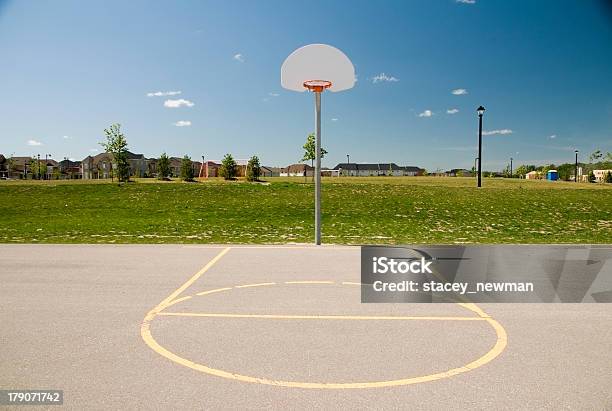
[
  {"left": 575, "top": 150, "right": 579, "bottom": 154},
  {"left": 476, "top": 106, "right": 485, "bottom": 116}
]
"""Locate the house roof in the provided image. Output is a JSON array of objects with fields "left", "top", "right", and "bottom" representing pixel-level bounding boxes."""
[
  {"left": 333, "top": 163, "right": 418, "bottom": 171},
  {"left": 282, "top": 163, "right": 314, "bottom": 172}
]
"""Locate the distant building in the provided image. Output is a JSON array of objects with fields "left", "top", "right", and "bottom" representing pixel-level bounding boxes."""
[
  {"left": 332, "top": 163, "right": 423, "bottom": 177},
  {"left": 261, "top": 166, "right": 281, "bottom": 177},
  {"left": 525, "top": 171, "right": 543, "bottom": 180},
  {"left": 446, "top": 169, "right": 473, "bottom": 177},
  {"left": 58, "top": 159, "right": 82, "bottom": 179},
  {"left": 201, "top": 159, "right": 249, "bottom": 178},
  {"left": 281, "top": 163, "right": 314, "bottom": 177},
  {"left": 593, "top": 169, "right": 612, "bottom": 183}
]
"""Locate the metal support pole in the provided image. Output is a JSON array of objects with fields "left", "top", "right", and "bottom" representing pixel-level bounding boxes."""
[
  {"left": 314, "top": 92, "right": 322, "bottom": 245},
  {"left": 477, "top": 115, "right": 482, "bottom": 187}
]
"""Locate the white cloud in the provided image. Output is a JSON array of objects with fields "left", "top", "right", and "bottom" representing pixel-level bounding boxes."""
[
  {"left": 27, "top": 139, "right": 42, "bottom": 146},
  {"left": 147, "top": 90, "right": 182, "bottom": 97},
  {"left": 173, "top": 120, "right": 192, "bottom": 127},
  {"left": 268, "top": 92, "right": 279, "bottom": 97},
  {"left": 482, "top": 129, "right": 513, "bottom": 136},
  {"left": 446, "top": 108, "right": 459, "bottom": 114},
  {"left": 418, "top": 110, "right": 433, "bottom": 118},
  {"left": 456, "top": 0, "right": 476, "bottom": 4},
  {"left": 331, "top": 118, "right": 339, "bottom": 121},
  {"left": 548, "top": 134, "right": 556, "bottom": 139},
  {"left": 164, "top": 98, "right": 195, "bottom": 108},
  {"left": 452, "top": 88, "right": 468, "bottom": 95},
  {"left": 372, "top": 73, "right": 399, "bottom": 83},
  {"left": 233, "top": 53, "right": 244, "bottom": 63},
  {"left": 62, "top": 135, "right": 71, "bottom": 139}
]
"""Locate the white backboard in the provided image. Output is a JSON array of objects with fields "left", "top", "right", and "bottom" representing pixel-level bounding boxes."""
[{"left": 281, "top": 44, "right": 355, "bottom": 92}]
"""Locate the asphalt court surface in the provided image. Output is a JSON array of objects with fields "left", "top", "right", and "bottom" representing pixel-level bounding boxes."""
[{"left": 1, "top": 245, "right": 612, "bottom": 409}]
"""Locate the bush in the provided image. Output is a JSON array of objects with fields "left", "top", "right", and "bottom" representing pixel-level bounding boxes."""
[
  {"left": 246, "top": 155, "right": 261, "bottom": 182},
  {"left": 219, "top": 154, "right": 237, "bottom": 180},
  {"left": 605, "top": 171, "right": 612, "bottom": 184}
]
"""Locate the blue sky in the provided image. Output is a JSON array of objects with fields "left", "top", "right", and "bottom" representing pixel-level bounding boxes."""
[{"left": 1, "top": 0, "right": 611, "bottom": 170}]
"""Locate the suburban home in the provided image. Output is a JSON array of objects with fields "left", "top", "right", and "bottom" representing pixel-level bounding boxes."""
[
  {"left": 82, "top": 151, "right": 151, "bottom": 179},
  {"left": 526, "top": 171, "right": 543, "bottom": 180},
  {"left": 446, "top": 169, "right": 473, "bottom": 177},
  {"left": 201, "top": 159, "right": 248, "bottom": 178},
  {"left": 58, "top": 159, "right": 82, "bottom": 179},
  {"left": 332, "top": 163, "right": 423, "bottom": 177},
  {"left": 260, "top": 166, "right": 281, "bottom": 177},
  {"left": 281, "top": 163, "right": 314, "bottom": 177},
  {"left": 593, "top": 169, "right": 612, "bottom": 182}
]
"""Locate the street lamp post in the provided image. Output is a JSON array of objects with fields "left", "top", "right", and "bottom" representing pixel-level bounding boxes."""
[
  {"left": 346, "top": 154, "right": 350, "bottom": 176},
  {"left": 575, "top": 150, "right": 579, "bottom": 182},
  {"left": 510, "top": 157, "right": 513, "bottom": 178},
  {"left": 37, "top": 154, "right": 41, "bottom": 180},
  {"left": 476, "top": 106, "right": 485, "bottom": 187}
]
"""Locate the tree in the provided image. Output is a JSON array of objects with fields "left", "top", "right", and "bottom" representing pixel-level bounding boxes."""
[
  {"left": 219, "top": 153, "right": 237, "bottom": 180},
  {"left": 605, "top": 171, "right": 612, "bottom": 184},
  {"left": 589, "top": 150, "right": 603, "bottom": 163},
  {"left": 301, "top": 132, "right": 328, "bottom": 167},
  {"left": 246, "top": 155, "right": 261, "bottom": 182},
  {"left": 100, "top": 123, "right": 130, "bottom": 182},
  {"left": 556, "top": 163, "right": 575, "bottom": 181},
  {"left": 588, "top": 171, "right": 596, "bottom": 183},
  {"left": 157, "top": 152, "right": 170, "bottom": 180},
  {"left": 180, "top": 155, "right": 194, "bottom": 181}
]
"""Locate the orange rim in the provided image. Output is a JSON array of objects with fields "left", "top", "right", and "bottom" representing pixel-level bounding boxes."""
[{"left": 303, "top": 80, "right": 332, "bottom": 92}]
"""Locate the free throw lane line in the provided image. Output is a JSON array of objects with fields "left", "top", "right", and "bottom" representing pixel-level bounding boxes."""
[{"left": 157, "top": 312, "right": 488, "bottom": 321}]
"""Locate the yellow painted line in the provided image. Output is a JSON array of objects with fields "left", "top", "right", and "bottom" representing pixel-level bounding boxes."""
[
  {"left": 235, "top": 282, "right": 276, "bottom": 289},
  {"left": 160, "top": 296, "right": 192, "bottom": 310},
  {"left": 284, "top": 280, "right": 335, "bottom": 285},
  {"left": 142, "top": 269, "right": 508, "bottom": 389},
  {"left": 341, "top": 281, "right": 362, "bottom": 286},
  {"left": 196, "top": 287, "right": 233, "bottom": 296},
  {"left": 158, "top": 312, "right": 488, "bottom": 321},
  {"left": 156, "top": 247, "right": 231, "bottom": 309}
]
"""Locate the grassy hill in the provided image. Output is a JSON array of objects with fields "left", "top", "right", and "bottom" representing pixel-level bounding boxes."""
[{"left": 1, "top": 177, "right": 610, "bottom": 244}]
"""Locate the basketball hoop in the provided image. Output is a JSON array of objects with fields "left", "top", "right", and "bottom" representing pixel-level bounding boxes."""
[
  {"left": 303, "top": 80, "right": 332, "bottom": 93},
  {"left": 281, "top": 44, "right": 355, "bottom": 245}
]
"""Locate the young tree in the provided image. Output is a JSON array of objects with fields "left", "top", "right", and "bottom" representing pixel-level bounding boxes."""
[
  {"left": 219, "top": 154, "right": 237, "bottom": 180},
  {"left": 301, "top": 133, "right": 328, "bottom": 168},
  {"left": 246, "top": 155, "right": 261, "bottom": 182},
  {"left": 301, "top": 133, "right": 328, "bottom": 181},
  {"left": 100, "top": 123, "right": 130, "bottom": 182},
  {"left": 180, "top": 155, "right": 194, "bottom": 181},
  {"left": 157, "top": 152, "right": 170, "bottom": 180},
  {"left": 605, "top": 171, "right": 612, "bottom": 184}
]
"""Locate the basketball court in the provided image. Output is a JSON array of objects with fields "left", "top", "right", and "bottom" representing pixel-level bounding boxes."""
[{"left": 1, "top": 244, "right": 611, "bottom": 408}]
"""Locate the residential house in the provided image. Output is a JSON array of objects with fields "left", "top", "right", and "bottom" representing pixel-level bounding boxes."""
[
  {"left": 332, "top": 163, "right": 422, "bottom": 177},
  {"left": 525, "top": 171, "right": 543, "bottom": 180},
  {"left": 58, "top": 159, "right": 82, "bottom": 179},
  {"left": 261, "top": 166, "right": 281, "bottom": 177},
  {"left": 281, "top": 163, "right": 314, "bottom": 177},
  {"left": 201, "top": 159, "right": 248, "bottom": 178},
  {"left": 593, "top": 169, "right": 612, "bottom": 183},
  {"left": 446, "top": 169, "right": 473, "bottom": 177}
]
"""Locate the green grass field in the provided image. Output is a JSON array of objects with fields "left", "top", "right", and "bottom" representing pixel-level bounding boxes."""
[{"left": 1, "top": 177, "right": 610, "bottom": 244}]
